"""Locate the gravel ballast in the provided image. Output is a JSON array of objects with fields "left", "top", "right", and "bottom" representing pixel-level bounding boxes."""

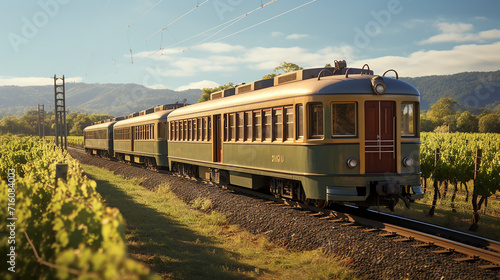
[{"left": 69, "top": 149, "right": 499, "bottom": 280}]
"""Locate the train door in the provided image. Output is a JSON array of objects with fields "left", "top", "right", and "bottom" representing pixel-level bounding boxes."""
[
  {"left": 364, "top": 101, "right": 396, "bottom": 173},
  {"left": 213, "top": 115, "right": 222, "bottom": 162}
]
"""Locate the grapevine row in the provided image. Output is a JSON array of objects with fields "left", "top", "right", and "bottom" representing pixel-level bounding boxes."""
[{"left": 0, "top": 136, "right": 157, "bottom": 280}]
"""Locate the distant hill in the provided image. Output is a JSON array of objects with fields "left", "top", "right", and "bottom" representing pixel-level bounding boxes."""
[
  {"left": 1, "top": 70, "right": 499, "bottom": 118},
  {"left": 401, "top": 70, "right": 500, "bottom": 111},
  {"left": 0, "top": 83, "right": 201, "bottom": 118}
]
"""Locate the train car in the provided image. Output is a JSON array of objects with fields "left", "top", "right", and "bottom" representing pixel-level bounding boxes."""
[
  {"left": 166, "top": 61, "right": 423, "bottom": 209},
  {"left": 113, "top": 109, "right": 173, "bottom": 169},
  {"left": 83, "top": 119, "right": 117, "bottom": 157}
]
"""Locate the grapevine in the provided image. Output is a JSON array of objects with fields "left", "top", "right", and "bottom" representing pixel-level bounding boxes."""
[{"left": 0, "top": 135, "right": 157, "bottom": 280}]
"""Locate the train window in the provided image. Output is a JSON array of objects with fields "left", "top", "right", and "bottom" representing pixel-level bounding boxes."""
[
  {"left": 174, "top": 122, "right": 178, "bottom": 141},
  {"left": 237, "top": 112, "right": 244, "bottom": 142},
  {"left": 191, "top": 119, "right": 196, "bottom": 141},
  {"left": 296, "top": 104, "right": 303, "bottom": 140},
  {"left": 309, "top": 103, "right": 323, "bottom": 138},
  {"left": 331, "top": 102, "right": 357, "bottom": 137},
  {"left": 182, "top": 121, "right": 184, "bottom": 141},
  {"left": 401, "top": 103, "right": 416, "bottom": 136},
  {"left": 208, "top": 116, "right": 212, "bottom": 142},
  {"left": 253, "top": 110, "right": 261, "bottom": 141},
  {"left": 263, "top": 109, "right": 272, "bottom": 141},
  {"left": 202, "top": 118, "right": 207, "bottom": 141},
  {"left": 231, "top": 114, "right": 236, "bottom": 141},
  {"left": 184, "top": 120, "right": 188, "bottom": 141},
  {"left": 285, "top": 106, "right": 294, "bottom": 141},
  {"left": 245, "top": 111, "right": 252, "bottom": 141},
  {"left": 273, "top": 107, "right": 283, "bottom": 141},
  {"left": 197, "top": 118, "right": 202, "bottom": 141}
]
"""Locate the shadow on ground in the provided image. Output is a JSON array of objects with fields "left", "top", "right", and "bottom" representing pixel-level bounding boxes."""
[{"left": 90, "top": 176, "right": 259, "bottom": 280}]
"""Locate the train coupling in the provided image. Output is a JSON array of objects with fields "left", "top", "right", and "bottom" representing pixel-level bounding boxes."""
[{"left": 375, "top": 180, "right": 424, "bottom": 208}]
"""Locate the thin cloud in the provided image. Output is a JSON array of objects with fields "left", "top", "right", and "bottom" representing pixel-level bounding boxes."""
[
  {"left": 175, "top": 80, "right": 219, "bottom": 91},
  {"left": 271, "top": 31, "right": 284, "bottom": 37},
  {"left": 419, "top": 22, "right": 500, "bottom": 44},
  {"left": 354, "top": 41, "right": 500, "bottom": 77},
  {"left": 286, "top": 33, "right": 309, "bottom": 40},
  {"left": 0, "top": 76, "right": 83, "bottom": 86}
]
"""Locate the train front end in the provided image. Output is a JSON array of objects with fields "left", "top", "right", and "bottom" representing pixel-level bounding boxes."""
[{"left": 306, "top": 69, "right": 424, "bottom": 209}]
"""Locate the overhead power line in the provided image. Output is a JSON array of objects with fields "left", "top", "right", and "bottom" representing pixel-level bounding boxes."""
[
  {"left": 132, "top": 0, "right": 280, "bottom": 63},
  {"left": 130, "top": 0, "right": 209, "bottom": 55}
]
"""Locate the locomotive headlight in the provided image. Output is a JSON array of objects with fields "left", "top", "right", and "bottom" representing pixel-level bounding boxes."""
[
  {"left": 346, "top": 158, "right": 358, "bottom": 169},
  {"left": 403, "top": 157, "right": 414, "bottom": 167},
  {"left": 371, "top": 76, "right": 386, "bottom": 95}
]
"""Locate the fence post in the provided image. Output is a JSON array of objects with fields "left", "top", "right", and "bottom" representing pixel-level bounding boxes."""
[{"left": 55, "top": 164, "right": 68, "bottom": 186}]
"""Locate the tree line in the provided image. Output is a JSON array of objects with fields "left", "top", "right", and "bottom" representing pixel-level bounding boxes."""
[
  {"left": 421, "top": 98, "right": 500, "bottom": 133},
  {"left": 0, "top": 110, "right": 113, "bottom": 136}
]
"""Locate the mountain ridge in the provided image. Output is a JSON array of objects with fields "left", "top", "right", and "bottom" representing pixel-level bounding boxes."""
[{"left": 1, "top": 70, "right": 499, "bottom": 118}]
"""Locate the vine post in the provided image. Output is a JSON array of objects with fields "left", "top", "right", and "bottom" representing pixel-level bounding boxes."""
[
  {"left": 470, "top": 148, "right": 484, "bottom": 231},
  {"left": 428, "top": 148, "right": 440, "bottom": 217}
]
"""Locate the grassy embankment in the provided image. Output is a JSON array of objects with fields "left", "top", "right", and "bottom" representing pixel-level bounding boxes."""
[{"left": 82, "top": 164, "right": 356, "bottom": 280}]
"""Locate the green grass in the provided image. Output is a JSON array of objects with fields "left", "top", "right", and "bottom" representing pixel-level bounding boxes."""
[{"left": 82, "top": 164, "right": 356, "bottom": 280}]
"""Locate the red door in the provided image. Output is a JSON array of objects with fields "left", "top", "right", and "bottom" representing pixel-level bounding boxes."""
[
  {"left": 213, "top": 115, "right": 222, "bottom": 162},
  {"left": 365, "top": 101, "right": 396, "bottom": 173}
]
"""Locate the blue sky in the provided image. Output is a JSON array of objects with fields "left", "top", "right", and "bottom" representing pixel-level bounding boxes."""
[{"left": 1, "top": 0, "right": 500, "bottom": 90}]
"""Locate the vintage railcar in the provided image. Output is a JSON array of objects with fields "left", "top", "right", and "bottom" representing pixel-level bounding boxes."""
[
  {"left": 112, "top": 109, "right": 173, "bottom": 168},
  {"left": 166, "top": 62, "right": 423, "bottom": 208},
  {"left": 83, "top": 119, "right": 117, "bottom": 157}
]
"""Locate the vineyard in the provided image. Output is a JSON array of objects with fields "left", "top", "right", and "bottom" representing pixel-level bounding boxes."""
[
  {"left": 0, "top": 136, "right": 156, "bottom": 280},
  {"left": 420, "top": 132, "right": 500, "bottom": 230}
]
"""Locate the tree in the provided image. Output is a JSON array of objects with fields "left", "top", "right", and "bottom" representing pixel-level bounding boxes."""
[
  {"left": 456, "top": 111, "right": 478, "bottom": 132},
  {"left": 262, "top": 62, "right": 302, "bottom": 79},
  {"left": 478, "top": 113, "right": 500, "bottom": 133},
  {"left": 426, "top": 98, "right": 458, "bottom": 126},
  {"left": 198, "top": 83, "right": 234, "bottom": 103}
]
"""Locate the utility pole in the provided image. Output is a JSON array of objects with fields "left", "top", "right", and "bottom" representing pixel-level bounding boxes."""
[
  {"left": 37, "top": 104, "right": 45, "bottom": 138},
  {"left": 54, "top": 75, "right": 67, "bottom": 149}
]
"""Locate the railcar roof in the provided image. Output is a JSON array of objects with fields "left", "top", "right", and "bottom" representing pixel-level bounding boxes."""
[
  {"left": 168, "top": 74, "right": 419, "bottom": 118},
  {"left": 113, "top": 109, "right": 174, "bottom": 128},
  {"left": 83, "top": 121, "right": 116, "bottom": 131}
]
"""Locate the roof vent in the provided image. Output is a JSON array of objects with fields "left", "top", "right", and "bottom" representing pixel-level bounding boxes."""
[
  {"left": 274, "top": 67, "right": 336, "bottom": 85},
  {"left": 210, "top": 88, "right": 235, "bottom": 100},
  {"left": 235, "top": 78, "right": 274, "bottom": 95},
  {"left": 210, "top": 91, "right": 223, "bottom": 100},
  {"left": 236, "top": 84, "right": 252, "bottom": 94}
]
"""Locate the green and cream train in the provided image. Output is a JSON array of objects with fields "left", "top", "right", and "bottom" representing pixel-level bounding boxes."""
[{"left": 84, "top": 61, "right": 423, "bottom": 209}]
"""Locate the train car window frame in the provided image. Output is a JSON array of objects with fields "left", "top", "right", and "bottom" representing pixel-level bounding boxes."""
[
  {"left": 253, "top": 110, "right": 262, "bottom": 142},
  {"left": 197, "top": 118, "right": 202, "bottom": 141},
  {"left": 263, "top": 109, "right": 272, "bottom": 142},
  {"left": 401, "top": 102, "right": 417, "bottom": 137},
  {"left": 331, "top": 102, "right": 357, "bottom": 137},
  {"left": 272, "top": 107, "right": 283, "bottom": 142},
  {"left": 296, "top": 104, "right": 304, "bottom": 140},
  {"left": 202, "top": 117, "right": 207, "bottom": 141},
  {"left": 284, "top": 106, "right": 294, "bottom": 141},
  {"left": 237, "top": 112, "right": 244, "bottom": 142},
  {"left": 244, "top": 111, "right": 252, "bottom": 142},
  {"left": 183, "top": 120, "right": 188, "bottom": 141},
  {"left": 308, "top": 103, "right": 324, "bottom": 139},
  {"left": 208, "top": 116, "right": 212, "bottom": 142}
]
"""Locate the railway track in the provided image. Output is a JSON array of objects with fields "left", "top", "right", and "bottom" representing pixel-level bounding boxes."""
[
  {"left": 223, "top": 184, "right": 500, "bottom": 270},
  {"left": 70, "top": 146, "right": 500, "bottom": 271}
]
